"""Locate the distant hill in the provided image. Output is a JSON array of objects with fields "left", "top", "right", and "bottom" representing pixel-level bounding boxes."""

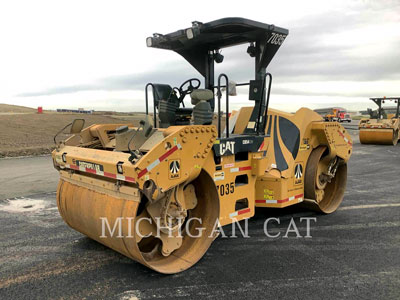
[{"left": 0, "top": 104, "right": 36, "bottom": 113}]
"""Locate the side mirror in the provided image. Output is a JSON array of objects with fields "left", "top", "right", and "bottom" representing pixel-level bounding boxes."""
[{"left": 70, "top": 119, "right": 85, "bottom": 134}]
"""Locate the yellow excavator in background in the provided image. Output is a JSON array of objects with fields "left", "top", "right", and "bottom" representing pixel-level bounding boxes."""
[
  {"left": 52, "top": 18, "right": 353, "bottom": 274},
  {"left": 359, "top": 97, "right": 400, "bottom": 145}
]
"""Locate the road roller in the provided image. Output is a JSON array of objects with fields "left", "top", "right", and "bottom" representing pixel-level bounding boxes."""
[
  {"left": 359, "top": 97, "right": 400, "bottom": 145},
  {"left": 52, "top": 18, "right": 353, "bottom": 274}
]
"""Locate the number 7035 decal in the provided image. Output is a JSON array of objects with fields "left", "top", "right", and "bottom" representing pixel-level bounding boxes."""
[
  {"left": 216, "top": 182, "right": 235, "bottom": 196},
  {"left": 267, "top": 33, "right": 287, "bottom": 45}
]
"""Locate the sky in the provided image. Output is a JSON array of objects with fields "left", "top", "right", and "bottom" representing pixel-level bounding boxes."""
[{"left": 0, "top": 0, "right": 399, "bottom": 113}]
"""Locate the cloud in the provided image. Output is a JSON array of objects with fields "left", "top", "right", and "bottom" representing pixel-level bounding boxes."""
[
  {"left": 17, "top": 60, "right": 199, "bottom": 97},
  {"left": 16, "top": 1, "right": 400, "bottom": 102}
]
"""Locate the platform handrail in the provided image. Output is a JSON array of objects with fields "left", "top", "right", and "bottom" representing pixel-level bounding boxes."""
[
  {"left": 261, "top": 73, "right": 273, "bottom": 133},
  {"left": 217, "top": 74, "right": 230, "bottom": 138},
  {"left": 145, "top": 83, "right": 157, "bottom": 128}
]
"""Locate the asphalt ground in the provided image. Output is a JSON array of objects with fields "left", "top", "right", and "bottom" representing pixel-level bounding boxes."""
[{"left": 0, "top": 122, "right": 399, "bottom": 299}]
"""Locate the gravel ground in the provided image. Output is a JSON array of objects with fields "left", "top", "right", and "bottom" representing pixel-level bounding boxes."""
[{"left": 0, "top": 122, "right": 399, "bottom": 299}]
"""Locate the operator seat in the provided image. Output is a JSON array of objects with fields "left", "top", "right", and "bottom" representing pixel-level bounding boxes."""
[
  {"left": 191, "top": 89, "right": 214, "bottom": 125},
  {"left": 155, "top": 84, "right": 184, "bottom": 128},
  {"left": 155, "top": 84, "right": 194, "bottom": 127}
]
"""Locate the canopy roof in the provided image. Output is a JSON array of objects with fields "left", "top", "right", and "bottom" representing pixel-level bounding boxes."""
[{"left": 146, "top": 17, "right": 289, "bottom": 76}]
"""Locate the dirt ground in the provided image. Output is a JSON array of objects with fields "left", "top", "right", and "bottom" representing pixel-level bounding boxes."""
[
  {"left": 0, "top": 104, "right": 36, "bottom": 114},
  {"left": 0, "top": 113, "right": 139, "bottom": 157},
  {"left": 0, "top": 104, "right": 222, "bottom": 158}
]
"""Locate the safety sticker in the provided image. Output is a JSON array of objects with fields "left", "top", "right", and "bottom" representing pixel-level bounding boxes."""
[
  {"left": 214, "top": 171, "right": 225, "bottom": 181},
  {"left": 169, "top": 159, "right": 180, "bottom": 179},
  {"left": 64, "top": 163, "right": 135, "bottom": 183},
  {"left": 300, "top": 138, "right": 310, "bottom": 151},
  {"left": 258, "top": 141, "right": 265, "bottom": 151},
  {"left": 263, "top": 188, "right": 274, "bottom": 200},
  {"left": 294, "top": 163, "right": 303, "bottom": 185},
  {"left": 138, "top": 144, "right": 182, "bottom": 179},
  {"left": 299, "top": 144, "right": 310, "bottom": 151},
  {"left": 256, "top": 193, "right": 303, "bottom": 204},
  {"left": 229, "top": 207, "right": 251, "bottom": 218},
  {"left": 230, "top": 166, "right": 251, "bottom": 173},
  {"left": 337, "top": 130, "right": 352, "bottom": 146}
]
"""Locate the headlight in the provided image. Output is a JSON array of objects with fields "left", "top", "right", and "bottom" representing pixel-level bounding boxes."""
[
  {"left": 186, "top": 28, "right": 194, "bottom": 39},
  {"left": 146, "top": 37, "right": 153, "bottom": 47},
  {"left": 117, "top": 162, "right": 124, "bottom": 174}
]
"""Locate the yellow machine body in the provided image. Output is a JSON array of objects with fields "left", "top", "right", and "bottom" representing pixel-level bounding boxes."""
[
  {"left": 51, "top": 18, "right": 353, "bottom": 273},
  {"left": 359, "top": 97, "right": 400, "bottom": 145},
  {"left": 52, "top": 107, "right": 352, "bottom": 273},
  {"left": 359, "top": 118, "right": 400, "bottom": 145}
]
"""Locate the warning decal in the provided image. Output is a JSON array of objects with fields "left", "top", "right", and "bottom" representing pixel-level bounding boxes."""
[{"left": 169, "top": 159, "right": 180, "bottom": 179}]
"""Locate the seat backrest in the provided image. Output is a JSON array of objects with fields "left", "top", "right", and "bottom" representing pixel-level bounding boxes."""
[
  {"left": 158, "top": 100, "right": 178, "bottom": 128},
  {"left": 152, "top": 84, "right": 179, "bottom": 107},
  {"left": 191, "top": 89, "right": 214, "bottom": 105},
  {"left": 193, "top": 101, "right": 213, "bottom": 125},
  {"left": 153, "top": 84, "right": 180, "bottom": 128}
]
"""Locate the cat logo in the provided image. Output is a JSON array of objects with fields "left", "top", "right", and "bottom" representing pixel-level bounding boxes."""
[
  {"left": 169, "top": 159, "right": 180, "bottom": 179},
  {"left": 220, "top": 141, "right": 235, "bottom": 155},
  {"left": 294, "top": 163, "right": 303, "bottom": 185}
]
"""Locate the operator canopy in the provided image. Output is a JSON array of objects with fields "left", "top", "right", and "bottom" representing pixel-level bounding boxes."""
[
  {"left": 146, "top": 17, "right": 289, "bottom": 77},
  {"left": 145, "top": 18, "right": 289, "bottom": 133}
]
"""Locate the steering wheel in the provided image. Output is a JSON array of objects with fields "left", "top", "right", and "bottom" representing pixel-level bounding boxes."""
[{"left": 179, "top": 78, "right": 201, "bottom": 95}]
